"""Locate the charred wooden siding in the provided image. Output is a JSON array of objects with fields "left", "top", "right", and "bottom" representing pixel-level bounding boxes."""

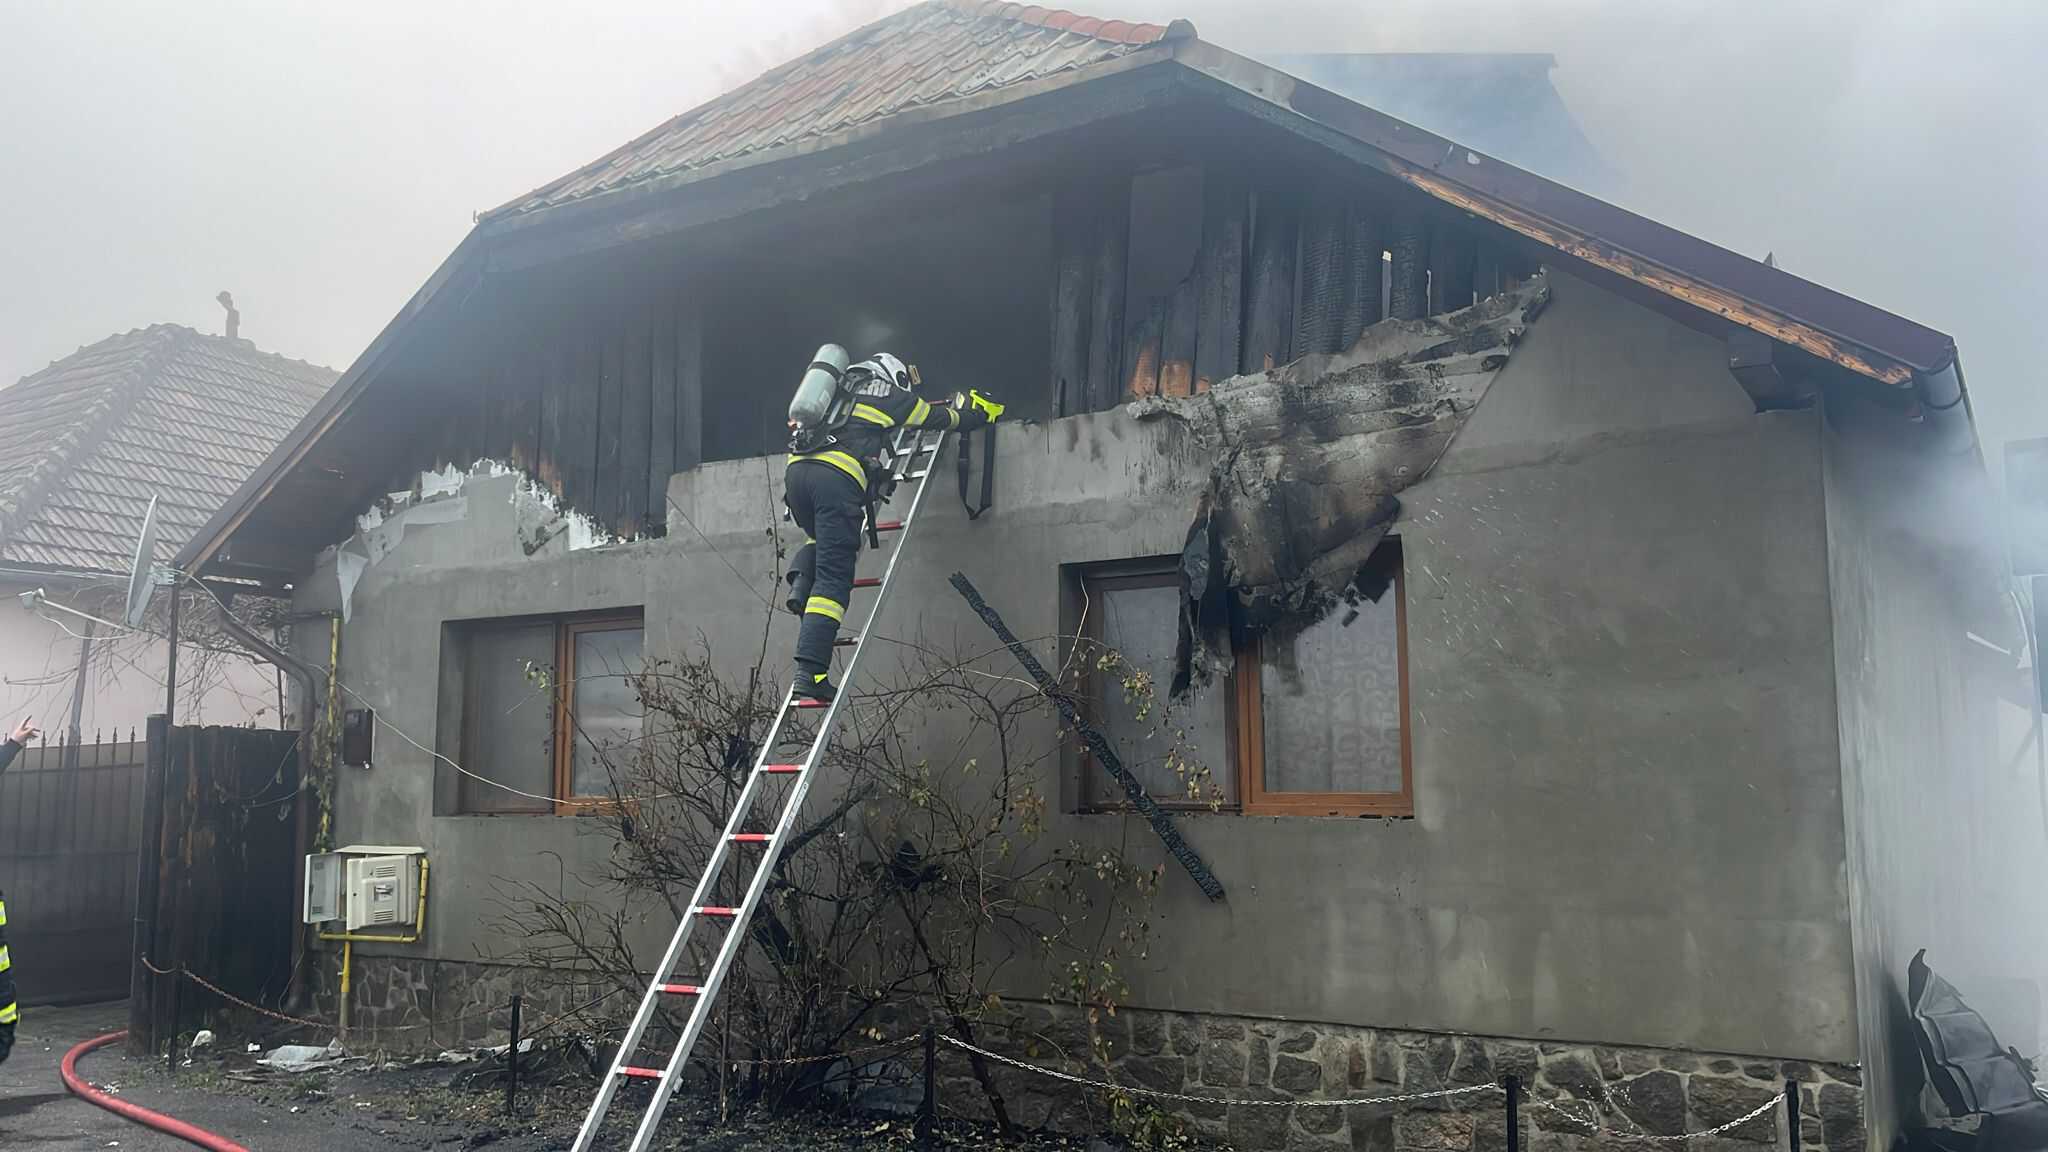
[
  {"left": 439, "top": 158, "right": 1535, "bottom": 539},
  {"left": 453, "top": 260, "right": 700, "bottom": 541},
  {"left": 1052, "top": 161, "right": 1536, "bottom": 415}
]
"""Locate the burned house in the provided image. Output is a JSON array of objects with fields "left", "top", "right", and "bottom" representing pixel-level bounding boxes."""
[{"left": 178, "top": 5, "right": 2045, "bottom": 1150}]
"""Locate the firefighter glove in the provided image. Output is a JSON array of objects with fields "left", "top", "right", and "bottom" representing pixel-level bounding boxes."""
[{"left": 954, "top": 389, "right": 1005, "bottom": 422}]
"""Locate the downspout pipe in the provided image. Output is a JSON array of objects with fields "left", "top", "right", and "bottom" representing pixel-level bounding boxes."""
[
  {"left": 210, "top": 607, "right": 332, "bottom": 1013},
  {"left": 1911, "top": 356, "right": 1974, "bottom": 455}
]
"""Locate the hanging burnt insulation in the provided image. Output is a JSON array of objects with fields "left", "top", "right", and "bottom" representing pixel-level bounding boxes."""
[{"left": 1130, "top": 274, "right": 1552, "bottom": 692}]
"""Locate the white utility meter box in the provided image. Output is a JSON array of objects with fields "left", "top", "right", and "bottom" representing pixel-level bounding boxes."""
[{"left": 303, "top": 845, "right": 424, "bottom": 929}]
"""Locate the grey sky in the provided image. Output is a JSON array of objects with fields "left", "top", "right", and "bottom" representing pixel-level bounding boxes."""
[{"left": 3, "top": 0, "right": 2042, "bottom": 466}]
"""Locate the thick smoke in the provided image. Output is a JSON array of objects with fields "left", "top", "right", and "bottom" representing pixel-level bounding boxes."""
[{"left": 1152, "top": 0, "right": 2048, "bottom": 478}]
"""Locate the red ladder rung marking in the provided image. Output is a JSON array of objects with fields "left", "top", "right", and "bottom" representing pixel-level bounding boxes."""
[
  {"left": 872, "top": 520, "right": 903, "bottom": 532},
  {"left": 619, "top": 1066, "right": 665, "bottom": 1080},
  {"left": 761, "top": 763, "right": 804, "bottom": 774},
  {"left": 834, "top": 635, "right": 859, "bottom": 647},
  {"left": 697, "top": 906, "right": 739, "bottom": 917},
  {"left": 657, "top": 983, "right": 701, "bottom": 996},
  {"left": 793, "top": 698, "right": 829, "bottom": 709},
  {"left": 852, "top": 576, "right": 881, "bottom": 588},
  {"left": 730, "top": 833, "right": 773, "bottom": 843}
]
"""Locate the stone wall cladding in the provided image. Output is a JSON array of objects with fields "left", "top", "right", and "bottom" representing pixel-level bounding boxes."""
[
  {"left": 918, "top": 1004, "right": 1863, "bottom": 1152},
  {"left": 322, "top": 958, "right": 1864, "bottom": 1152},
  {"left": 307, "top": 954, "right": 612, "bottom": 1052}
]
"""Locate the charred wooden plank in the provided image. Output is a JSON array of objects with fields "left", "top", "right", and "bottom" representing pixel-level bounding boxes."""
[
  {"left": 1471, "top": 241, "right": 1503, "bottom": 302},
  {"left": 1241, "top": 189, "right": 1297, "bottom": 374},
  {"left": 561, "top": 303, "right": 599, "bottom": 515},
  {"left": 1123, "top": 165, "right": 1202, "bottom": 400},
  {"left": 647, "top": 290, "right": 677, "bottom": 534},
  {"left": 1194, "top": 174, "right": 1246, "bottom": 392},
  {"left": 620, "top": 313, "right": 653, "bottom": 538},
  {"left": 948, "top": 572, "right": 1225, "bottom": 902},
  {"left": 1050, "top": 187, "right": 1095, "bottom": 417},
  {"left": 676, "top": 294, "right": 704, "bottom": 477},
  {"left": 1389, "top": 208, "right": 1428, "bottom": 321},
  {"left": 1430, "top": 223, "right": 1474, "bottom": 315},
  {"left": 1159, "top": 275, "right": 1197, "bottom": 398},
  {"left": 508, "top": 298, "right": 544, "bottom": 476},
  {"left": 1339, "top": 200, "right": 1384, "bottom": 348},
  {"left": 1125, "top": 299, "right": 1163, "bottom": 399},
  {"left": 1084, "top": 184, "right": 1128, "bottom": 413},
  {"left": 1294, "top": 187, "right": 1345, "bottom": 357},
  {"left": 596, "top": 309, "right": 625, "bottom": 531}
]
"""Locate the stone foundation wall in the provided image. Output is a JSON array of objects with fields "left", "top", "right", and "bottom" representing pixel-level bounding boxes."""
[
  {"left": 324, "top": 955, "right": 1864, "bottom": 1152},
  {"left": 905, "top": 1003, "right": 1864, "bottom": 1152},
  {"left": 307, "top": 952, "right": 610, "bottom": 1052}
]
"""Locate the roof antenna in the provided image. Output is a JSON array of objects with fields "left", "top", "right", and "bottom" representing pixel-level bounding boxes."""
[{"left": 216, "top": 291, "right": 240, "bottom": 340}]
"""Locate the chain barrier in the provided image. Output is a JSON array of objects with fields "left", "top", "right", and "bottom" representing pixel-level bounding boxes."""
[
  {"left": 1531, "top": 1093, "right": 1785, "bottom": 1143},
  {"left": 142, "top": 955, "right": 571, "bottom": 1041},
  {"left": 142, "top": 957, "right": 918, "bottom": 1071},
  {"left": 939, "top": 1034, "right": 1790, "bottom": 1143},
  {"left": 939, "top": 1034, "right": 1499, "bottom": 1109},
  {"left": 716, "top": 1035, "right": 922, "bottom": 1068}
]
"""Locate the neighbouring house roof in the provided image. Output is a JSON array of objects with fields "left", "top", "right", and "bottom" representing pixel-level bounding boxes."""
[
  {"left": 0, "top": 326, "right": 337, "bottom": 577},
  {"left": 177, "top": 0, "right": 1967, "bottom": 576},
  {"left": 487, "top": 2, "right": 1179, "bottom": 220}
]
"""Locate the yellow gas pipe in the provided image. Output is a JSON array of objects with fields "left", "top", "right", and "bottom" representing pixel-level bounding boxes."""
[{"left": 319, "top": 857, "right": 429, "bottom": 1042}]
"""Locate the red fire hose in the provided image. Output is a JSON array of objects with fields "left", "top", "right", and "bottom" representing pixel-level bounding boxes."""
[{"left": 60, "top": 1030, "right": 251, "bottom": 1152}]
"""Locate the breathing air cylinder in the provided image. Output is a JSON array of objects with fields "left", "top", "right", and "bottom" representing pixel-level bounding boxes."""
[{"left": 788, "top": 343, "right": 852, "bottom": 431}]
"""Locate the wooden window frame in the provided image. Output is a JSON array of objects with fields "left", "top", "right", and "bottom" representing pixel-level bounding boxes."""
[
  {"left": 1075, "top": 561, "right": 1242, "bottom": 812},
  {"left": 552, "top": 611, "right": 646, "bottom": 815},
  {"left": 453, "top": 609, "right": 644, "bottom": 816},
  {"left": 1237, "top": 557, "right": 1412, "bottom": 818}
]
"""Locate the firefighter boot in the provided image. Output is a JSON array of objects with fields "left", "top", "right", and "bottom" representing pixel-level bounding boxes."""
[{"left": 792, "top": 665, "right": 837, "bottom": 704}]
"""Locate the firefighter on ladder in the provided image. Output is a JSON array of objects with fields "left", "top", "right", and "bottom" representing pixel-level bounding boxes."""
[
  {"left": 0, "top": 714, "right": 40, "bottom": 1064},
  {"left": 784, "top": 352, "right": 1003, "bottom": 702}
]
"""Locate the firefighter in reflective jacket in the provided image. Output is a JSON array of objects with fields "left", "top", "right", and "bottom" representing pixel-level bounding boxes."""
[
  {"left": 0, "top": 714, "right": 40, "bottom": 1065},
  {"left": 784, "top": 353, "right": 1002, "bottom": 702}
]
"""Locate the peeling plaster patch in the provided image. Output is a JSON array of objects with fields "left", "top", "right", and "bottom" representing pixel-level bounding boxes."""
[
  {"left": 1132, "top": 275, "right": 1550, "bottom": 689},
  {"left": 329, "top": 459, "right": 581, "bottom": 620},
  {"left": 506, "top": 474, "right": 612, "bottom": 554}
]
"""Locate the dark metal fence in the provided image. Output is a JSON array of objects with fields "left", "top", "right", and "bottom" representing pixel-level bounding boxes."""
[{"left": 0, "top": 734, "right": 146, "bottom": 1005}]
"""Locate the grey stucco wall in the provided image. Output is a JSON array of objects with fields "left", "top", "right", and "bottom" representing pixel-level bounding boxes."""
[
  {"left": 305, "top": 271, "right": 1857, "bottom": 1062},
  {"left": 1822, "top": 396, "right": 2048, "bottom": 1148}
]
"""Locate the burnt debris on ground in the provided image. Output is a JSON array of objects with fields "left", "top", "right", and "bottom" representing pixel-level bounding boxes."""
[{"left": 149, "top": 1032, "right": 1223, "bottom": 1151}]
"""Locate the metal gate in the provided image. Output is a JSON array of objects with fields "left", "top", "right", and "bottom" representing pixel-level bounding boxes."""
[
  {"left": 0, "top": 735, "right": 146, "bottom": 1006},
  {"left": 133, "top": 721, "right": 304, "bottom": 1050}
]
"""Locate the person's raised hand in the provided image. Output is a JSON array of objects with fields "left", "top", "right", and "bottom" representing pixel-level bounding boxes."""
[{"left": 10, "top": 716, "right": 38, "bottom": 746}]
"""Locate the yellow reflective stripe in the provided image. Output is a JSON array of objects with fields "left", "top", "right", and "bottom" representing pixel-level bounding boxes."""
[
  {"left": 0, "top": 1003, "right": 16, "bottom": 1024},
  {"left": 908, "top": 397, "right": 931, "bottom": 426},
  {"left": 804, "top": 596, "right": 845, "bottom": 622},
  {"left": 792, "top": 450, "right": 867, "bottom": 489},
  {"left": 0, "top": 900, "right": 8, "bottom": 926},
  {"left": 944, "top": 406, "right": 961, "bottom": 429},
  {"left": 0, "top": 946, "right": 10, "bottom": 973},
  {"left": 851, "top": 403, "right": 895, "bottom": 427}
]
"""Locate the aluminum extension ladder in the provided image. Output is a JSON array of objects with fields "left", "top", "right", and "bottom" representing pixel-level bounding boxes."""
[{"left": 572, "top": 425, "right": 951, "bottom": 1152}]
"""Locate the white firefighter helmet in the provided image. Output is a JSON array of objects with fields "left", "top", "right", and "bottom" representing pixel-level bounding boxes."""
[{"left": 856, "top": 352, "right": 912, "bottom": 389}]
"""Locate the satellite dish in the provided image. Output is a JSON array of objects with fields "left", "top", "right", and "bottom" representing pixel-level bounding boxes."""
[{"left": 125, "top": 496, "right": 162, "bottom": 629}]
